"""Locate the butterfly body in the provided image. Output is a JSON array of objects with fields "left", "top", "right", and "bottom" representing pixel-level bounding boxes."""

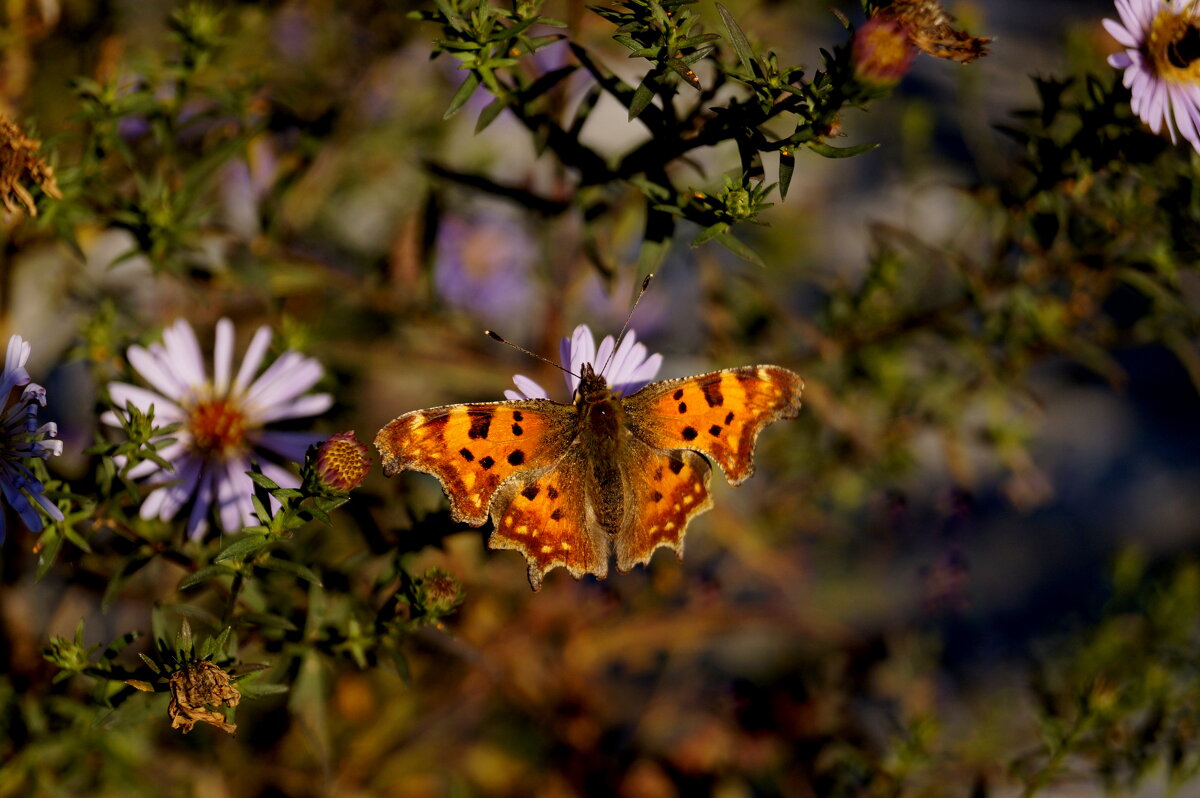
[{"left": 376, "top": 363, "right": 804, "bottom": 590}]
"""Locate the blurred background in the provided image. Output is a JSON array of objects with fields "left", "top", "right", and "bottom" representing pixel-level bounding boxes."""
[{"left": 2, "top": 0, "right": 1199, "bottom": 795}]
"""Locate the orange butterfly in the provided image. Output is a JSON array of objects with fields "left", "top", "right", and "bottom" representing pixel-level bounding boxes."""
[{"left": 375, "top": 325, "right": 804, "bottom": 591}]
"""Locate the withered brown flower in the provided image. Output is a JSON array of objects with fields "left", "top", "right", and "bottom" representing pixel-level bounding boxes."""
[
  {"left": 0, "top": 117, "right": 61, "bottom": 217},
  {"left": 167, "top": 660, "right": 241, "bottom": 735},
  {"left": 875, "top": 0, "right": 991, "bottom": 65}
]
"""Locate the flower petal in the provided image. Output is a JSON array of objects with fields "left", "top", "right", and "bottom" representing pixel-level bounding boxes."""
[
  {"left": 1102, "top": 18, "right": 1138, "bottom": 48},
  {"left": 233, "top": 325, "right": 273, "bottom": 393},
  {"left": 162, "top": 319, "right": 207, "bottom": 388},
  {"left": 213, "top": 318, "right": 234, "bottom": 396},
  {"left": 253, "top": 392, "right": 333, "bottom": 424}
]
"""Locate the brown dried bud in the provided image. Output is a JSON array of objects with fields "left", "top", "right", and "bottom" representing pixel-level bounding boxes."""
[
  {"left": 167, "top": 660, "right": 241, "bottom": 735},
  {"left": 876, "top": 0, "right": 991, "bottom": 64},
  {"left": 0, "top": 117, "right": 61, "bottom": 217}
]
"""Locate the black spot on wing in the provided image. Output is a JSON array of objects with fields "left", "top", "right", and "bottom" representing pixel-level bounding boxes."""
[
  {"left": 678, "top": 402, "right": 687, "bottom": 413},
  {"left": 725, "top": 411, "right": 735, "bottom": 425},
  {"left": 673, "top": 389, "right": 684, "bottom": 400},
  {"left": 512, "top": 411, "right": 524, "bottom": 422},
  {"left": 507, "top": 450, "right": 525, "bottom": 466},
  {"left": 521, "top": 485, "right": 539, "bottom": 500},
  {"left": 550, "top": 508, "right": 563, "bottom": 520},
  {"left": 468, "top": 411, "right": 493, "bottom": 440},
  {"left": 547, "top": 485, "right": 559, "bottom": 499},
  {"left": 682, "top": 426, "right": 698, "bottom": 441},
  {"left": 512, "top": 423, "right": 524, "bottom": 435},
  {"left": 651, "top": 490, "right": 663, "bottom": 502},
  {"left": 709, "top": 425, "right": 722, "bottom": 437},
  {"left": 668, "top": 459, "right": 684, "bottom": 474},
  {"left": 459, "top": 448, "right": 474, "bottom": 461},
  {"left": 479, "top": 456, "right": 495, "bottom": 470},
  {"left": 702, "top": 381, "right": 724, "bottom": 407}
]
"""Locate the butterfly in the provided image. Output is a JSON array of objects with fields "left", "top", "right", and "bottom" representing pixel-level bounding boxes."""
[{"left": 374, "top": 344, "right": 804, "bottom": 591}]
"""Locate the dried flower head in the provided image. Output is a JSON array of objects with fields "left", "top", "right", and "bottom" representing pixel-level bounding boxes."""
[
  {"left": 313, "top": 431, "right": 371, "bottom": 492},
  {"left": 876, "top": 0, "right": 991, "bottom": 64},
  {"left": 852, "top": 17, "right": 916, "bottom": 89},
  {"left": 0, "top": 117, "right": 61, "bottom": 217},
  {"left": 167, "top": 660, "right": 241, "bottom": 735}
]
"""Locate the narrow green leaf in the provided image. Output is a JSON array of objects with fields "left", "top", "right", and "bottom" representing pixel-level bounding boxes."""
[
  {"left": 214, "top": 534, "right": 271, "bottom": 563},
  {"left": 806, "top": 140, "right": 879, "bottom": 158},
  {"left": 692, "top": 222, "right": 730, "bottom": 247},
  {"left": 176, "top": 618, "right": 193, "bottom": 658},
  {"left": 714, "top": 231, "right": 766, "bottom": 267},
  {"left": 778, "top": 148, "right": 796, "bottom": 199},
  {"left": 246, "top": 472, "right": 280, "bottom": 491},
  {"left": 444, "top": 72, "right": 481, "bottom": 120},
  {"left": 716, "top": 4, "right": 763, "bottom": 78},
  {"left": 238, "top": 612, "right": 299, "bottom": 631},
  {"left": 475, "top": 97, "right": 506, "bottom": 133},
  {"left": 236, "top": 679, "right": 290, "bottom": 699},
  {"left": 258, "top": 557, "right": 323, "bottom": 587},
  {"left": 178, "top": 564, "right": 238, "bottom": 591},
  {"left": 667, "top": 58, "right": 702, "bottom": 90},
  {"left": 35, "top": 529, "right": 63, "bottom": 581},
  {"left": 139, "top": 653, "right": 161, "bottom": 674},
  {"left": 629, "top": 79, "right": 656, "bottom": 121}
]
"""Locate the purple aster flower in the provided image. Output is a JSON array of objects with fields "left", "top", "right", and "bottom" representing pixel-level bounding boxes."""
[
  {"left": 103, "top": 318, "right": 333, "bottom": 539},
  {"left": 1105, "top": 0, "right": 1200, "bottom": 152},
  {"left": 504, "top": 324, "right": 663, "bottom": 401},
  {"left": 434, "top": 213, "right": 537, "bottom": 324},
  {"left": 0, "top": 335, "right": 64, "bottom": 540}
]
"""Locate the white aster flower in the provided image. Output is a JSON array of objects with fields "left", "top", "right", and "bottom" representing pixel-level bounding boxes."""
[
  {"left": 1105, "top": 0, "right": 1200, "bottom": 152},
  {"left": 504, "top": 324, "right": 663, "bottom": 401},
  {"left": 103, "top": 318, "right": 333, "bottom": 538},
  {"left": 0, "top": 334, "right": 64, "bottom": 540}
]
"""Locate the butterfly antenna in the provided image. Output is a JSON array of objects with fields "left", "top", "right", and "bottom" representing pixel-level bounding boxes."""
[
  {"left": 599, "top": 273, "right": 654, "bottom": 375},
  {"left": 485, "top": 330, "right": 580, "bottom": 379}
]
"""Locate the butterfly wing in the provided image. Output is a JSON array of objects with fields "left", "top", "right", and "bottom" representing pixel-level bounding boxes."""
[
  {"left": 613, "top": 441, "right": 714, "bottom": 573},
  {"left": 488, "top": 445, "right": 610, "bottom": 591},
  {"left": 374, "top": 399, "right": 577, "bottom": 526},
  {"left": 623, "top": 365, "right": 804, "bottom": 485}
]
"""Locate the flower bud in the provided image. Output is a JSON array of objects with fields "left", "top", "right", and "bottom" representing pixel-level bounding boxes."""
[
  {"left": 851, "top": 17, "right": 915, "bottom": 90},
  {"left": 314, "top": 431, "right": 371, "bottom": 492},
  {"left": 416, "top": 568, "right": 464, "bottom": 615}
]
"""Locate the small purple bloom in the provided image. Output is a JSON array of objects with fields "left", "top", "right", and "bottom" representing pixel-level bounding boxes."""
[
  {"left": 1105, "top": 0, "right": 1200, "bottom": 152},
  {"left": 0, "top": 335, "right": 64, "bottom": 540},
  {"left": 504, "top": 324, "right": 663, "bottom": 401},
  {"left": 103, "top": 318, "right": 332, "bottom": 539}
]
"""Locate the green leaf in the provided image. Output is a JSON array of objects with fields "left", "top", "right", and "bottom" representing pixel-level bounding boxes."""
[
  {"left": 444, "top": 71, "right": 481, "bottom": 120},
  {"left": 692, "top": 222, "right": 730, "bottom": 247},
  {"left": 35, "top": 528, "right": 63, "bottom": 581},
  {"left": 214, "top": 534, "right": 271, "bottom": 563},
  {"left": 475, "top": 97, "right": 506, "bottom": 133},
  {"left": 178, "top": 564, "right": 238, "bottom": 591},
  {"left": 714, "top": 231, "right": 766, "bottom": 267},
  {"left": 246, "top": 472, "right": 280, "bottom": 491},
  {"left": 778, "top": 148, "right": 796, "bottom": 199},
  {"left": 235, "top": 678, "right": 290, "bottom": 699},
  {"left": 257, "top": 557, "right": 323, "bottom": 587},
  {"left": 667, "top": 58, "right": 701, "bottom": 89},
  {"left": 629, "top": 78, "right": 656, "bottom": 121},
  {"left": 237, "top": 612, "right": 299, "bottom": 631},
  {"left": 806, "top": 140, "right": 879, "bottom": 159},
  {"left": 176, "top": 618, "right": 193, "bottom": 658},
  {"left": 716, "top": 4, "right": 763, "bottom": 78},
  {"left": 139, "top": 653, "right": 161, "bottom": 675}
]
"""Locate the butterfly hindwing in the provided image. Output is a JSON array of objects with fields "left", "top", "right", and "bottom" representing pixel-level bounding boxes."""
[
  {"left": 613, "top": 442, "right": 714, "bottom": 574},
  {"left": 489, "top": 446, "right": 610, "bottom": 591},
  {"left": 374, "top": 400, "right": 576, "bottom": 526},
  {"left": 623, "top": 365, "right": 805, "bottom": 485}
]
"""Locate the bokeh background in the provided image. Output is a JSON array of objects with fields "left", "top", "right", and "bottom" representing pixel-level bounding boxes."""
[{"left": 2, "top": 0, "right": 1199, "bottom": 795}]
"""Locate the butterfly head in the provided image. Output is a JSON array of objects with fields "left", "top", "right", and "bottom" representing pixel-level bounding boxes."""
[{"left": 574, "top": 363, "right": 613, "bottom": 406}]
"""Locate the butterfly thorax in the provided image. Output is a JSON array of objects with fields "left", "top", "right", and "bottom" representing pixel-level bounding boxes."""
[{"left": 574, "top": 363, "right": 626, "bottom": 534}]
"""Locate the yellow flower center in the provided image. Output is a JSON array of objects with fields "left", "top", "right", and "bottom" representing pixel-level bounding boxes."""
[
  {"left": 1149, "top": 7, "right": 1200, "bottom": 81},
  {"left": 187, "top": 398, "right": 247, "bottom": 458}
]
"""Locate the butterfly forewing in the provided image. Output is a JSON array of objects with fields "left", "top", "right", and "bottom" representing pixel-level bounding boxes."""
[
  {"left": 374, "top": 399, "right": 576, "bottom": 526},
  {"left": 623, "top": 365, "right": 805, "bottom": 485}
]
